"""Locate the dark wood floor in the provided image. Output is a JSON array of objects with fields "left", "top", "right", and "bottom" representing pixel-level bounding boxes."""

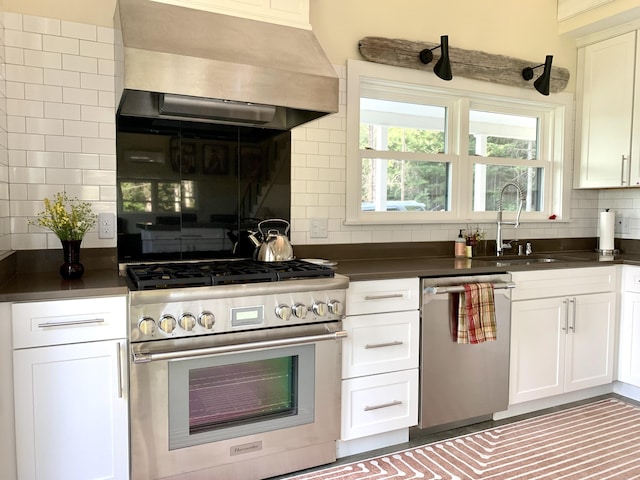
[{"left": 268, "top": 393, "right": 638, "bottom": 479}]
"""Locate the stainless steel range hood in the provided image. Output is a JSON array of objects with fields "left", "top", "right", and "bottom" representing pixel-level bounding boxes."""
[{"left": 115, "top": 0, "right": 339, "bottom": 130}]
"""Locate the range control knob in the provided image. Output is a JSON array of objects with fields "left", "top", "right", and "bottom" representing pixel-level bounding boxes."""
[
  {"left": 179, "top": 313, "right": 197, "bottom": 331},
  {"left": 198, "top": 311, "right": 215, "bottom": 329},
  {"left": 292, "top": 303, "right": 308, "bottom": 319},
  {"left": 275, "top": 304, "right": 292, "bottom": 321},
  {"left": 159, "top": 314, "right": 177, "bottom": 334},
  {"left": 138, "top": 316, "right": 156, "bottom": 336},
  {"left": 328, "top": 300, "right": 343, "bottom": 316},
  {"left": 312, "top": 301, "right": 328, "bottom": 317}
]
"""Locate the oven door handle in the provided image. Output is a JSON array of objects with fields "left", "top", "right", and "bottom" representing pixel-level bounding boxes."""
[{"left": 132, "top": 330, "right": 348, "bottom": 363}]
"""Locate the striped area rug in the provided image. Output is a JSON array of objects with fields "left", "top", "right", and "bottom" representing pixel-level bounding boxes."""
[{"left": 283, "top": 398, "right": 640, "bottom": 480}]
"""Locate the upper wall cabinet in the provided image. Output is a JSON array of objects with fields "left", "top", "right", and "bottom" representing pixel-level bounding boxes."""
[
  {"left": 574, "top": 31, "right": 640, "bottom": 188},
  {"left": 149, "top": 0, "right": 310, "bottom": 29}
]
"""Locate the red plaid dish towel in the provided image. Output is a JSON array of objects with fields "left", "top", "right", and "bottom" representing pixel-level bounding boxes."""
[{"left": 453, "top": 283, "right": 497, "bottom": 344}]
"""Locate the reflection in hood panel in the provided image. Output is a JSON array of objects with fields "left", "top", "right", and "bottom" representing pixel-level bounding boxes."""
[{"left": 114, "top": 0, "right": 339, "bottom": 130}]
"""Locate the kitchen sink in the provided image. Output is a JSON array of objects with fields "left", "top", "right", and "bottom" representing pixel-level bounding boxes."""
[{"left": 491, "top": 257, "right": 559, "bottom": 266}]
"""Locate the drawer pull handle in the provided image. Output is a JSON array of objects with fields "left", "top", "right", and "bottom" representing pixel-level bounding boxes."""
[
  {"left": 37, "top": 318, "right": 106, "bottom": 328},
  {"left": 117, "top": 342, "right": 123, "bottom": 399},
  {"left": 364, "top": 293, "right": 404, "bottom": 301},
  {"left": 365, "top": 341, "right": 404, "bottom": 349},
  {"left": 364, "top": 400, "right": 402, "bottom": 411}
]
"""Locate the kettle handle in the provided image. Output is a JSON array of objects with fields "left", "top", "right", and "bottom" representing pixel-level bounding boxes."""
[{"left": 257, "top": 219, "right": 290, "bottom": 236}]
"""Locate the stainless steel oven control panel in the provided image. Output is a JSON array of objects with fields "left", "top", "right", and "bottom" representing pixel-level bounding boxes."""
[{"left": 130, "top": 288, "right": 346, "bottom": 342}]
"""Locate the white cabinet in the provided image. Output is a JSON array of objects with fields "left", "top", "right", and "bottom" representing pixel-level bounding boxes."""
[
  {"left": 12, "top": 296, "right": 129, "bottom": 480},
  {"left": 339, "top": 278, "right": 419, "bottom": 448},
  {"left": 619, "top": 266, "right": 640, "bottom": 386},
  {"left": 574, "top": 31, "right": 640, "bottom": 188},
  {"left": 509, "top": 267, "right": 616, "bottom": 404}
]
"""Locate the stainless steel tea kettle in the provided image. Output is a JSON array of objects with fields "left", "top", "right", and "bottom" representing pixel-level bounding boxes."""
[{"left": 248, "top": 219, "right": 294, "bottom": 262}]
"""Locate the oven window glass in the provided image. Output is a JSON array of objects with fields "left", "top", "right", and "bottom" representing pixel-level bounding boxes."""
[
  {"left": 189, "top": 356, "right": 297, "bottom": 434},
  {"left": 168, "top": 345, "right": 314, "bottom": 449}
]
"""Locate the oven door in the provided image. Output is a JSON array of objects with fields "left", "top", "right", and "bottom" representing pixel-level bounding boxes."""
[{"left": 129, "top": 322, "right": 345, "bottom": 480}]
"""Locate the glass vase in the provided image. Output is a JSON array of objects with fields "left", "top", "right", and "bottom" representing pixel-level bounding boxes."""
[{"left": 60, "top": 239, "right": 84, "bottom": 280}]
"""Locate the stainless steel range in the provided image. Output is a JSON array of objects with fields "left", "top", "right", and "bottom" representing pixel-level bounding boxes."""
[{"left": 126, "top": 259, "right": 348, "bottom": 480}]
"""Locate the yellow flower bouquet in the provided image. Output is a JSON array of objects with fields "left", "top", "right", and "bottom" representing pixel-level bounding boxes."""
[{"left": 30, "top": 192, "right": 97, "bottom": 241}]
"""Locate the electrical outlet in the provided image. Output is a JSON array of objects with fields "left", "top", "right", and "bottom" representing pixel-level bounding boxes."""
[
  {"left": 615, "top": 214, "right": 632, "bottom": 235},
  {"left": 310, "top": 218, "right": 328, "bottom": 238},
  {"left": 98, "top": 212, "right": 115, "bottom": 239}
]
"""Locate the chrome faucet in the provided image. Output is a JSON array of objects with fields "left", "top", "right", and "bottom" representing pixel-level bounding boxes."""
[{"left": 496, "top": 182, "right": 526, "bottom": 256}]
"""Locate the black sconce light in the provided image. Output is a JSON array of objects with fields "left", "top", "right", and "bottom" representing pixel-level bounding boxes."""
[
  {"left": 522, "top": 55, "right": 553, "bottom": 96},
  {"left": 419, "top": 35, "right": 452, "bottom": 81}
]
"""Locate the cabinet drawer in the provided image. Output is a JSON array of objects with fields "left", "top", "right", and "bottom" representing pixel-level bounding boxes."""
[
  {"left": 343, "top": 311, "right": 419, "bottom": 378},
  {"left": 12, "top": 296, "right": 127, "bottom": 348},
  {"left": 347, "top": 278, "right": 419, "bottom": 315},
  {"left": 510, "top": 266, "right": 616, "bottom": 301},
  {"left": 341, "top": 369, "right": 418, "bottom": 441}
]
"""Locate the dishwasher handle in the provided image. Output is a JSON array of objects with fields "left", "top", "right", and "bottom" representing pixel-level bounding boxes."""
[{"left": 424, "top": 282, "right": 516, "bottom": 295}]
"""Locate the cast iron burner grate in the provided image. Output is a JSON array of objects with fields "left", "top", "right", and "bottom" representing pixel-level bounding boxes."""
[{"left": 127, "top": 259, "right": 334, "bottom": 290}]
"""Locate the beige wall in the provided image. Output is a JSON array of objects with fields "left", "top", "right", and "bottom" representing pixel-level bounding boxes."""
[{"left": 4, "top": 0, "right": 116, "bottom": 27}]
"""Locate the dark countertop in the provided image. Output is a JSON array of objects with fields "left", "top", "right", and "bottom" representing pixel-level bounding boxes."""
[{"left": 1, "top": 242, "right": 640, "bottom": 302}]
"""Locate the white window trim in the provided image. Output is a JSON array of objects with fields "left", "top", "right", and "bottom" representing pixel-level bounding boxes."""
[{"left": 345, "top": 59, "right": 574, "bottom": 225}]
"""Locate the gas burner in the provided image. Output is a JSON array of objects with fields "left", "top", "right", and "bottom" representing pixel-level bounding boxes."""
[{"left": 126, "top": 259, "right": 335, "bottom": 290}]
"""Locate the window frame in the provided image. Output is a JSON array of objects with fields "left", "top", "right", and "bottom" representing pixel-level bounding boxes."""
[{"left": 345, "top": 59, "right": 574, "bottom": 225}]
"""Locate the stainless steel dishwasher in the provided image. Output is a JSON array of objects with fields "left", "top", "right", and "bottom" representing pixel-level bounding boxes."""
[{"left": 418, "top": 273, "right": 514, "bottom": 431}]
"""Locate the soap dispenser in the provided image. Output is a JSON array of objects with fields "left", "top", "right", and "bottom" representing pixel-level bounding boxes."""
[{"left": 455, "top": 229, "right": 466, "bottom": 258}]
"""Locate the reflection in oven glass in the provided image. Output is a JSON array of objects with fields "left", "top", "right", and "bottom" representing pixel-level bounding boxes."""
[{"left": 188, "top": 357, "right": 298, "bottom": 434}]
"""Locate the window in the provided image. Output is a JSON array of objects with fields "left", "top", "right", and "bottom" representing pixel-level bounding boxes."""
[
  {"left": 119, "top": 180, "right": 197, "bottom": 213},
  {"left": 346, "top": 60, "right": 573, "bottom": 224}
]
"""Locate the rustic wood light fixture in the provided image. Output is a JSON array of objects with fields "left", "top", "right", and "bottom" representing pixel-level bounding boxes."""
[
  {"left": 522, "top": 55, "right": 554, "bottom": 96},
  {"left": 418, "top": 35, "right": 452, "bottom": 81},
  {"left": 359, "top": 37, "right": 570, "bottom": 93}
]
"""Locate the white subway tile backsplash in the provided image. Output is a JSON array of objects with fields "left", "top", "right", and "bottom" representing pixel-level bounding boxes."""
[
  {"left": 80, "top": 72, "right": 114, "bottom": 91},
  {"left": 83, "top": 169, "right": 115, "bottom": 186},
  {"left": 61, "top": 21, "right": 96, "bottom": 41},
  {"left": 42, "top": 35, "right": 79, "bottom": 55},
  {"left": 24, "top": 49, "right": 61, "bottom": 69},
  {"left": 44, "top": 68, "right": 80, "bottom": 88},
  {"left": 45, "top": 135, "right": 81, "bottom": 152},
  {"left": 26, "top": 117, "right": 64, "bottom": 135},
  {"left": 99, "top": 154, "right": 116, "bottom": 170},
  {"left": 3, "top": 12, "right": 23, "bottom": 31},
  {"left": 5, "top": 64, "right": 44, "bottom": 84},
  {"left": 80, "top": 105, "right": 114, "bottom": 123},
  {"left": 7, "top": 116, "right": 25, "bottom": 133},
  {"left": 5, "top": 30, "right": 42, "bottom": 50},
  {"left": 99, "top": 122, "right": 115, "bottom": 139},
  {"left": 98, "top": 91, "right": 115, "bottom": 108},
  {"left": 45, "top": 167, "right": 82, "bottom": 184},
  {"left": 27, "top": 151, "right": 64, "bottom": 168},
  {"left": 97, "top": 27, "right": 115, "bottom": 45},
  {"left": 8, "top": 150, "right": 27, "bottom": 167},
  {"left": 23, "top": 15, "right": 61, "bottom": 36},
  {"left": 5, "top": 47, "right": 25, "bottom": 65},
  {"left": 64, "top": 152, "right": 99, "bottom": 169},
  {"left": 7, "top": 98, "right": 43, "bottom": 117},
  {"left": 27, "top": 184, "right": 63, "bottom": 201},
  {"left": 10, "top": 184, "right": 28, "bottom": 200},
  {"left": 82, "top": 137, "right": 115, "bottom": 155},
  {"left": 25, "top": 84, "right": 63, "bottom": 102},
  {"left": 44, "top": 102, "right": 80, "bottom": 120},
  {"left": 80, "top": 40, "right": 114, "bottom": 60},
  {"left": 100, "top": 185, "right": 117, "bottom": 201},
  {"left": 6, "top": 82, "right": 25, "bottom": 100},
  {"left": 10, "top": 166, "right": 45, "bottom": 184},
  {"left": 98, "top": 59, "right": 115, "bottom": 76},
  {"left": 8, "top": 132, "right": 45, "bottom": 151},
  {"left": 63, "top": 119, "right": 99, "bottom": 137},
  {"left": 62, "top": 54, "right": 98, "bottom": 74},
  {"left": 62, "top": 86, "right": 98, "bottom": 105},
  {"left": 63, "top": 184, "right": 100, "bottom": 200}
]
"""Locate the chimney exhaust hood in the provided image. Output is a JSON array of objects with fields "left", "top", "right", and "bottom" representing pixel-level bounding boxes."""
[{"left": 115, "top": 0, "right": 339, "bottom": 130}]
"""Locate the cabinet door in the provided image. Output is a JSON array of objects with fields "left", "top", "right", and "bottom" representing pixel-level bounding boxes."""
[
  {"left": 13, "top": 340, "right": 128, "bottom": 480},
  {"left": 565, "top": 292, "right": 616, "bottom": 391},
  {"left": 510, "top": 298, "right": 565, "bottom": 404},
  {"left": 575, "top": 31, "right": 636, "bottom": 188},
  {"left": 619, "top": 291, "right": 640, "bottom": 386}
]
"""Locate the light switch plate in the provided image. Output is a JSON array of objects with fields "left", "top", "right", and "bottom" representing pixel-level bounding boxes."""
[{"left": 310, "top": 218, "right": 328, "bottom": 238}]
